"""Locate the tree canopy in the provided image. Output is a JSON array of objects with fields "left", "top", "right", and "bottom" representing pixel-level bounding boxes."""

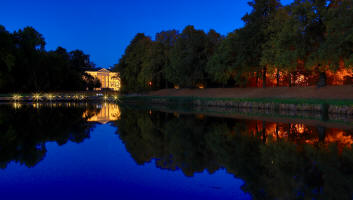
[
  {"left": 0, "top": 25, "right": 99, "bottom": 93},
  {"left": 114, "top": 0, "right": 352, "bottom": 93}
]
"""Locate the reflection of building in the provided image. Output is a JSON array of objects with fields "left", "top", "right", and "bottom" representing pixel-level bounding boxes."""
[
  {"left": 85, "top": 104, "right": 121, "bottom": 124},
  {"left": 85, "top": 68, "right": 121, "bottom": 91}
]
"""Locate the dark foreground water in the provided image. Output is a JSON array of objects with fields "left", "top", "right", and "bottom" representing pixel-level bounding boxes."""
[{"left": 0, "top": 103, "right": 352, "bottom": 200}]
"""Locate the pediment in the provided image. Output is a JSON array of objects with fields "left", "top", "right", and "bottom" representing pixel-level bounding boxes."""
[{"left": 98, "top": 68, "right": 110, "bottom": 73}]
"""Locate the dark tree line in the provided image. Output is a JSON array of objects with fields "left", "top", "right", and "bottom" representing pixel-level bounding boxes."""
[
  {"left": 0, "top": 25, "right": 100, "bottom": 93},
  {"left": 114, "top": 0, "right": 353, "bottom": 93}
]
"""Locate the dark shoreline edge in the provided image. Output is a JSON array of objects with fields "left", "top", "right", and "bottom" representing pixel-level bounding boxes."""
[{"left": 119, "top": 95, "right": 353, "bottom": 117}]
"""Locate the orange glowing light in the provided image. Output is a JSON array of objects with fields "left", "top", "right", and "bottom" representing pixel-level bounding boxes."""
[{"left": 295, "top": 124, "right": 305, "bottom": 134}]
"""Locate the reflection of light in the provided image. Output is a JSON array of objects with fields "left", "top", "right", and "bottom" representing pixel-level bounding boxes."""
[
  {"left": 33, "top": 103, "right": 39, "bottom": 108},
  {"left": 13, "top": 102, "right": 22, "bottom": 109},
  {"left": 84, "top": 103, "right": 121, "bottom": 124},
  {"left": 195, "top": 114, "right": 205, "bottom": 119},
  {"left": 173, "top": 112, "right": 180, "bottom": 118},
  {"left": 246, "top": 121, "right": 353, "bottom": 149},
  {"left": 104, "top": 96, "right": 108, "bottom": 100},
  {"left": 148, "top": 81, "right": 152, "bottom": 86}
]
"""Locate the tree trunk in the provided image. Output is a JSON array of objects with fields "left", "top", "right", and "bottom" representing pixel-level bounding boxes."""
[
  {"left": 262, "top": 66, "right": 267, "bottom": 88},
  {"left": 262, "top": 121, "right": 267, "bottom": 143},
  {"left": 276, "top": 69, "right": 280, "bottom": 87},
  {"left": 317, "top": 72, "right": 327, "bottom": 88},
  {"left": 165, "top": 79, "right": 168, "bottom": 89},
  {"left": 256, "top": 72, "right": 259, "bottom": 87},
  {"left": 275, "top": 123, "right": 279, "bottom": 141},
  {"left": 317, "top": 126, "right": 326, "bottom": 142},
  {"left": 289, "top": 73, "right": 292, "bottom": 87}
]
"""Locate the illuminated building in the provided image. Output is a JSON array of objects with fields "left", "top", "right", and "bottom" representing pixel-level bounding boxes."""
[{"left": 85, "top": 68, "right": 121, "bottom": 91}]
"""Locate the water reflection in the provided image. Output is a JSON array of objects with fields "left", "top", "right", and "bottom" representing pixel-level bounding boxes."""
[
  {"left": 83, "top": 103, "right": 120, "bottom": 124},
  {"left": 246, "top": 121, "right": 353, "bottom": 150},
  {"left": 1, "top": 103, "right": 353, "bottom": 199},
  {"left": 115, "top": 107, "right": 353, "bottom": 200},
  {"left": 0, "top": 103, "right": 99, "bottom": 168}
]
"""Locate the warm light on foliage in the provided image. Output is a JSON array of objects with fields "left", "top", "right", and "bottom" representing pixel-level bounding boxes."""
[
  {"left": 197, "top": 84, "right": 205, "bottom": 89},
  {"left": 327, "top": 68, "right": 353, "bottom": 85}
]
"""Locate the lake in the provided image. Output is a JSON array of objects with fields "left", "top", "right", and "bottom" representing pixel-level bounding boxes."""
[{"left": 0, "top": 102, "right": 352, "bottom": 200}]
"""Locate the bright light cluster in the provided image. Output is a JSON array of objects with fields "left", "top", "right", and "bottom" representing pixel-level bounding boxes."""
[
  {"left": 33, "top": 93, "right": 41, "bottom": 101},
  {"left": 12, "top": 94, "right": 21, "bottom": 101}
]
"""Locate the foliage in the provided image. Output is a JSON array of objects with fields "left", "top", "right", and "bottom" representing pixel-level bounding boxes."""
[
  {"left": 166, "top": 26, "right": 210, "bottom": 87},
  {"left": 0, "top": 25, "right": 97, "bottom": 92},
  {"left": 114, "top": 0, "right": 353, "bottom": 93}
]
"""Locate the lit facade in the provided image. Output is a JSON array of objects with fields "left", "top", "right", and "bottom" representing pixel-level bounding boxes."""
[{"left": 85, "top": 68, "right": 121, "bottom": 91}]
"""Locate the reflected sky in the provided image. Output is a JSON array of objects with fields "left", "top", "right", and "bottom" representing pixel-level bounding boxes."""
[
  {"left": 0, "top": 124, "right": 250, "bottom": 200},
  {"left": 1, "top": 103, "right": 353, "bottom": 199}
]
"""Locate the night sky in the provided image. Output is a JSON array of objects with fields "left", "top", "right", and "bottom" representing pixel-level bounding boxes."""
[{"left": 1, "top": 0, "right": 293, "bottom": 67}]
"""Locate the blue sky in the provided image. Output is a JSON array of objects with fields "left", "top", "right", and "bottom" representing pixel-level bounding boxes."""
[{"left": 0, "top": 0, "right": 293, "bottom": 67}]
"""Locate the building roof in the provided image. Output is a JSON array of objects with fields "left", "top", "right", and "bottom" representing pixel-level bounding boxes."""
[{"left": 83, "top": 67, "right": 115, "bottom": 72}]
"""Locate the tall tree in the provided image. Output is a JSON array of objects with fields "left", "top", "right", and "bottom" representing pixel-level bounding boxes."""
[
  {"left": 115, "top": 33, "right": 153, "bottom": 93},
  {"left": 0, "top": 25, "right": 15, "bottom": 91},
  {"left": 12, "top": 26, "right": 46, "bottom": 91},
  {"left": 0, "top": 25, "right": 97, "bottom": 92},
  {"left": 235, "top": 0, "right": 281, "bottom": 87},
  {"left": 311, "top": 0, "right": 353, "bottom": 85},
  {"left": 155, "top": 30, "right": 179, "bottom": 88},
  {"left": 166, "top": 26, "right": 208, "bottom": 88},
  {"left": 206, "top": 31, "right": 238, "bottom": 86}
]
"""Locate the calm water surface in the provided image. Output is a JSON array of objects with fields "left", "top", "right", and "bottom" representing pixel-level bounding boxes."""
[{"left": 0, "top": 103, "right": 352, "bottom": 200}]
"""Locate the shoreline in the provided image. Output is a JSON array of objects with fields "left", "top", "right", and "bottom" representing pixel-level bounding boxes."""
[
  {"left": 120, "top": 95, "right": 353, "bottom": 116},
  {"left": 121, "top": 104, "right": 353, "bottom": 130},
  {"left": 121, "top": 85, "right": 353, "bottom": 116}
]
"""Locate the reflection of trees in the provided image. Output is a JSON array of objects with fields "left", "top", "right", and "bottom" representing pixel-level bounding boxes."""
[
  {"left": 115, "top": 108, "right": 353, "bottom": 200},
  {"left": 0, "top": 104, "right": 99, "bottom": 169}
]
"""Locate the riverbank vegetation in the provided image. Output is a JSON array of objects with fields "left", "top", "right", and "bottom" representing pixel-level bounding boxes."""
[
  {"left": 114, "top": 0, "right": 353, "bottom": 93},
  {"left": 0, "top": 25, "right": 100, "bottom": 93}
]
